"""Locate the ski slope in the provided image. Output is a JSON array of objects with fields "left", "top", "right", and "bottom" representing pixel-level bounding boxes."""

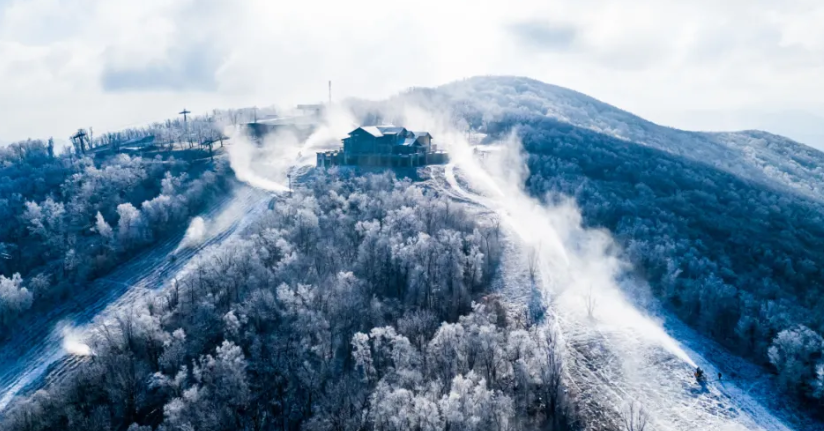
[
  {"left": 434, "top": 161, "right": 800, "bottom": 431},
  {"left": 0, "top": 185, "right": 272, "bottom": 412}
]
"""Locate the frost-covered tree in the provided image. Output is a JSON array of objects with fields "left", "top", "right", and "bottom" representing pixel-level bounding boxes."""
[
  {"left": 1, "top": 172, "right": 575, "bottom": 431},
  {"left": 0, "top": 133, "right": 229, "bottom": 336},
  {"left": 0, "top": 273, "right": 33, "bottom": 326},
  {"left": 768, "top": 325, "right": 824, "bottom": 397}
]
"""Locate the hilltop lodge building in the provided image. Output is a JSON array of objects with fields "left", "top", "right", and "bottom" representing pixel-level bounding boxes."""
[{"left": 316, "top": 125, "right": 449, "bottom": 168}]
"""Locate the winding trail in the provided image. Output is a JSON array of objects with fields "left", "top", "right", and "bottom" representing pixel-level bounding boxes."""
[
  {"left": 433, "top": 161, "right": 804, "bottom": 431},
  {"left": 0, "top": 184, "right": 272, "bottom": 412}
]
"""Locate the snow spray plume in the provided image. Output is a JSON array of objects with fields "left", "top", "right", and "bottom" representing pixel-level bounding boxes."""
[
  {"left": 224, "top": 105, "right": 353, "bottom": 192},
  {"left": 392, "top": 100, "right": 696, "bottom": 368},
  {"left": 60, "top": 325, "right": 92, "bottom": 356},
  {"left": 225, "top": 128, "right": 290, "bottom": 192},
  {"left": 175, "top": 216, "right": 207, "bottom": 253},
  {"left": 302, "top": 104, "right": 359, "bottom": 158}
]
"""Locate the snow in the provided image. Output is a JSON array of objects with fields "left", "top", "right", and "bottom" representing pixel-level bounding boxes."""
[
  {"left": 435, "top": 76, "right": 824, "bottom": 203},
  {"left": 432, "top": 150, "right": 801, "bottom": 430},
  {"left": 0, "top": 107, "right": 340, "bottom": 412},
  {"left": 0, "top": 185, "right": 271, "bottom": 412},
  {"left": 2, "top": 77, "right": 820, "bottom": 428}
]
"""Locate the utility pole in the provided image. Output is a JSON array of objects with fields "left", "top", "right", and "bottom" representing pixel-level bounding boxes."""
[
  {"left": 71, "top": 129, "right": 88, "bottom": 154},
  {"left": 179, "top": 108, "right": 191, "bottom": 149}
]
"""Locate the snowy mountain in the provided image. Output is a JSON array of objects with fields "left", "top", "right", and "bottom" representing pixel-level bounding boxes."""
[
  {"left": 672, "top": 108, "right": 824, "bottom": 150},
  {"left": 353, "top": 76, "right": 824, "bottom": 427},
  {"left": 429, "top": 76, "right": 824, "bottom": 201},
  {"left": 3, "top": 76, "right": 823, "bottom": 431}
]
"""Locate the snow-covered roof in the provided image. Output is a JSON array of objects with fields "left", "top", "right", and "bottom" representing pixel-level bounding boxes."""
[
  {"left": 348, "top": 125, "right": 432, "bottom": 143},
  {"left": 401, "top": 137, "right": 417, "bottom": 146},
  {"left": 359, "top": 126, "right": 384, "bottom": 137},
  {"left": 376, "top": 125, "right": 405, "bottom": 135}
]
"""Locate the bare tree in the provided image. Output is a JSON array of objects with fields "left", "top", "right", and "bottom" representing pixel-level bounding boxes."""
[
  {"left": 538, "top": 326, "right": 567, "bottom": 428},
  {"left": 621, "top": 400, "right": 650, "bottom": 431},
  {"left": 584, "top": 285, "right": 597, "bottom": 319},
  {"left": 527, "top": 244, "right": 541, "bottom": 284}
]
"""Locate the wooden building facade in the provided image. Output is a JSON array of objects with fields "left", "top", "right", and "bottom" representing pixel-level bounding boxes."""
[{"left": 318, "top": 125, "right": 448, "bottom": 168}]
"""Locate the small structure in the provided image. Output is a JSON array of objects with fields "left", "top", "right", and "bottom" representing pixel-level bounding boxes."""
[
  {"left": 245, "top": 82, "right": 333, "bottom": 145},
  {"left": 317, "top": 125, "right": 449, "bottom": 168},
  {"left": 244, "top": 105, "right": 323, "bottom": 144},
  {"left": 296, "top": 104, "right": 325, "bottom": 117},
  {"left": 70, "top": 129, "right": 90, "bottom": 154}
]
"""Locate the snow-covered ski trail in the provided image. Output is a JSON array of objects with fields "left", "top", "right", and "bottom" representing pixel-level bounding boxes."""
[
  {"left": 438, "top": 161, "right": 797, "bottom": 431},
  {"left": 0, "top": 184, "right": 272, "bottom": 412}
]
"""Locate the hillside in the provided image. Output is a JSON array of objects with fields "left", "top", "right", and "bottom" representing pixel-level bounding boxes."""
[
  {"left": 431, "top": 76, "right": 824, "bottom": 201},
  {"left": 2, "top": 77, "right": 823, "bottom": 430},
  {"left": 347, "top": 76, "right": 824, "bottom": 419}
]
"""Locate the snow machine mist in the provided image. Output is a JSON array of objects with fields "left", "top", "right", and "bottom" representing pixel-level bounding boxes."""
[
  {"left": 431, "top": 117, "right": 698, "bottom": 371},
  {"left": 173, "top": 216, "right": 208, "bottom": 255},
  {"left": 59, "top": 324, "right": 94, "bottom": 357},
  {"left": 226, "top": 104, "right": 353, "bottom": 194}
]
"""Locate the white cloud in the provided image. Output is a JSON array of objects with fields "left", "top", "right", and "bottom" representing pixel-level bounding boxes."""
[{"left": 1, "top": 0, "right": 823, "bottom": 147}]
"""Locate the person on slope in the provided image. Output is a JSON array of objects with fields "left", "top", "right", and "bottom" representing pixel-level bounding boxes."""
[{"left": 694, "top": 367, "right": 706, "bottom": 383}]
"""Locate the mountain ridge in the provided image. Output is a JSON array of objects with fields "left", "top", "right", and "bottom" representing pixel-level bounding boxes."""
[{"left": 417, "top": 76, "right": 824, "bottom": 202}]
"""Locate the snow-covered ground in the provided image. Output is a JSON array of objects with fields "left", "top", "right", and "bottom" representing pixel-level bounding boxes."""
[
  {"left": 0, "top": 185, "right": 272, "bottom": 412},
  {"left": 432, "top": 76, "right": 824, "bottom": 203},
  {"left": 0, "top": 119, "right": 331, "bottom": 414},
  {"left": 431, "top": 158, "right": 808, "bottom": 431},
  {"left": 1, "top": 130, "right": 816, "bottom": 430}
]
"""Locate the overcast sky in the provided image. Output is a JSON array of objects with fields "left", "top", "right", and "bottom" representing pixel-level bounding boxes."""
[{"left": 1, "top": 0, "right": 823, "bottom": 148}]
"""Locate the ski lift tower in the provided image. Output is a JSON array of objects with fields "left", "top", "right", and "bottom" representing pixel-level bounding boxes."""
[
  {"left": 179, "top": 108, "right": 192, "bottom": 147},
  {"left": 71, "top": 129, "right": 89, "bottom": 153}
]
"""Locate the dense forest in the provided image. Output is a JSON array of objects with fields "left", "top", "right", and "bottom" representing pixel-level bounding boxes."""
[
  {"left": 356, "top": 76, "right": 824, "bottom": 412},
  {"left": 481, "top": 114, "right": 824, "bottom": 409},
  {"left": 1, "top": 171, "right": 578, "bottom": 431},
  {"left": 0, "top": 138, "right": 230, "bottom": 335},
  {"left": 5, "top": 75, "right": 824, "bottom": 428}
]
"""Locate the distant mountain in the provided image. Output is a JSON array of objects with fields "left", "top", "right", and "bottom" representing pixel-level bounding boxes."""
[
  {"left": 670, "top": 108, "right": 824, "bottom": 150},
  {"left": 430, "top": 76, "right": 824, "bottom": 201}
]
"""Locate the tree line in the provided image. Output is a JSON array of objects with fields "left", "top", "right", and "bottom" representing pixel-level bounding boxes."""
[
  {"left": 0, "top": 138, "right": 230, "bottom": 335},
  {"left": 1, "top": 171, "right": 579, "bottom": 431},
  {"left": 487, "top": 113, "right": 824, "bottom": 412}
]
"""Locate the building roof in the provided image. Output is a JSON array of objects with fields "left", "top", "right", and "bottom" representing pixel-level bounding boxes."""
[
  {"left": 297, "top": 104, "right": 324, "bottom": 110},
  {"left": 376, "top": 125, "right": 406, "bottom": 135},
  {"left": 359, "top": 126, "right": 384, "bottom": 137},
  {"left": 255, "top": 115, "right": 320, "bottom": 127},
  {"left": 347, "top": 125, "right": 433, "bottom": 144}
]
